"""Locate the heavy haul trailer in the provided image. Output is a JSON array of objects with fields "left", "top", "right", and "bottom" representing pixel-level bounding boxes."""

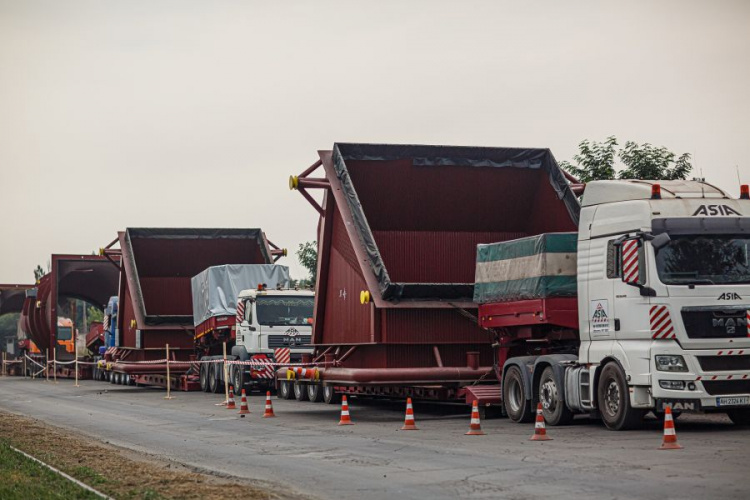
[
  {"left": 284, "top": 143, "right": 580, "bottom": 404},
  {"left": 192, "top": 264, "right": 314, "bottom": 394},
  {"left": 17, "top": 255, "right": 120, "bottom": 379},
  {"left": 104, "top": 228, "right": 286, "bottom": 390},
  {"left": 0, "top": 284, "right": 35, "bottom": 376},
  {"left": 478, "top": 180, "right": 750, "bottom": 430}
]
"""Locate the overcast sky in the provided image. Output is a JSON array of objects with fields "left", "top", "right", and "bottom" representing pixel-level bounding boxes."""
[{"left": 1, "top": 0, "right": 749, "bottom": 284}]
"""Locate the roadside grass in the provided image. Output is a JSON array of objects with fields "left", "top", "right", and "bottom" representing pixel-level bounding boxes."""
[{"left": 0, "top": 440, "right": 101, "bottom": 500}]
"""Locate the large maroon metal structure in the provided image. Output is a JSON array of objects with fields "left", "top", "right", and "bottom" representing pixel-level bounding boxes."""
[
  {"left": 0, "top": 284, "right": 34, "bottom": 317},
  {"left": 109, "top": 228, "right": 281, "bottom": 374},
  {"left": 291, "top": 143, "right": 579, "bottom": 395},
  {"left": 18, "top": 255, "right": 120, "bottom": 355}
]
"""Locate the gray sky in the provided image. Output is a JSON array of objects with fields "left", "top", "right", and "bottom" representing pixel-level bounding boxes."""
[{"left": 1, "top": 0, "right": 749, "bottom": 284}]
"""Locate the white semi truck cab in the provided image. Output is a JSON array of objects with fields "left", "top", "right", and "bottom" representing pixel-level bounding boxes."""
[{"left": 485, "top": 179, "right": 750, "bottom": 429}]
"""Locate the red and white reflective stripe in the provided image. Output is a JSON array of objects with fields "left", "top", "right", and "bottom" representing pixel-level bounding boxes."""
[
  {"left": 249, "top": 356, "right": 275, "bottom": 379},
  {"left": 650, "top": 305, "right": 675, "bottom": 339},
  {"left": 275, "top": 348, "right": 291, "bottom": 365},
  {"left": 716, "top": 350, "right": 746, "bottom": 355},
  {"left": 622, "top": 240, "right": 640, "bottom": 283},
  {"left": 236, "top": 300, "right": 244, "bottom": 325},
  {"left": 747, "top": 311, "right": 750, "bottom": 337},
  {"left": 696, "top": 374, "right": 750, "bottom": 381}
]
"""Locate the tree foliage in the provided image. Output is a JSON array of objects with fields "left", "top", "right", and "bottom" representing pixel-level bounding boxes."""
[
  {"left": 296, "top": 241, "right": 318, "bottom": 284},
  {"left": 561, "top": 136, "right": 692, "bottom": 182}
]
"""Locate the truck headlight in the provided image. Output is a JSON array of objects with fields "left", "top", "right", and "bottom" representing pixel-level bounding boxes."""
[{"left": 655, "top": 355, "right": 688, "bottom": 372}]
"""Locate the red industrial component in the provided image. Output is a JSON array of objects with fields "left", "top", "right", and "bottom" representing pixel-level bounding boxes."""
[
  {"left": 741, "top": 184, "right": 749, "bottom": 200},
  {"left": 113, "top": 228, "right": 276, "bottom": 371},
  {"left": 292, "top": 143, "right": 580, "bottom": 389},
  {"left": 652, "top": 183, "right": 662, "bottom": 199}
]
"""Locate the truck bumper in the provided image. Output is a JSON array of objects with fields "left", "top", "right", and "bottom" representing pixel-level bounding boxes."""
[{"left": 650, "top": 345, "right": 750, "bottom": 412}]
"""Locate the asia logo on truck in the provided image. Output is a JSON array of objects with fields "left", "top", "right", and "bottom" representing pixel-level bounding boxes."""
[
  {"left": 590, "top": 300, "right": 610, "bottom": 333},
  {"left": 692, "top": 205, "right": 741, "bottom": 216}
]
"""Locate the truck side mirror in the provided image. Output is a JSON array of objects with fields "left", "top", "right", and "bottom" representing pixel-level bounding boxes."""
[{"left": 620, "top": 238, "right": 645, "bottom": 287}]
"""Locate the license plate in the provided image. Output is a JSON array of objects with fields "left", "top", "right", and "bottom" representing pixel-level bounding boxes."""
[{"left": 717, "top": 396, "right": 750, "bottom": 407}]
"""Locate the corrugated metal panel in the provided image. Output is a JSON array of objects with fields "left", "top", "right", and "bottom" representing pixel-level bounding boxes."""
[
  {"left": 140, "top": 277, "right": 193, "bottom": 316},
  {"left": 373, "top": 230, "right": 526, "bottom": 284},
  {"left": 383, "top": 308, "right": 490, "bottom": 344}
]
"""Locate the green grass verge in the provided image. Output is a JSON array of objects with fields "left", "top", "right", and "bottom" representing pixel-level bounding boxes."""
[{"left": 0, "top": 440, "right": 102, "bottom": 500}]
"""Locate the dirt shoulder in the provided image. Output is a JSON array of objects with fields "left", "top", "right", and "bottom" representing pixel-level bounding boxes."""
[{"left": 0, "top": 410, "right": 284, "bottom": 500}]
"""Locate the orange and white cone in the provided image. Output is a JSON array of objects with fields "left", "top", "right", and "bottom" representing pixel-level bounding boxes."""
[
  {"left": 238, "top": 389, "right": 250, "bottom": 415},
  {"left": 530, "top": 402, "right": 551, "bottom": 441},
  {"left": 659, "top": 406, "right": 683, "bottom": 450},
  {"left": 262, "top": 391, "right": 276, "bottom": 418},
  {"left": 465, "top": 400, "right": 485, "bottom": 435},
  {"left": 400, "top": 397, "right": 419, "bottom": 430},
  {"left": 338, "top": 395, "right": 354, "bottom": 425},
  {"left": 226, "top": 386, "right": 236, "bottom": 410}
]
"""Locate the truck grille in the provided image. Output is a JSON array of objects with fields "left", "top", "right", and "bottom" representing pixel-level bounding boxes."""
[
  {"left": 681, "top": 307, "right": 748, "bottom": 339},
  {"left": 267, "top": 335, "right": 312, "bottom": 349},
  {"left": 697, "top": 356, "right": 750, "bottom": 372},
  {"left": 702, "top": 380, "right": 750, "bottom": 396}
]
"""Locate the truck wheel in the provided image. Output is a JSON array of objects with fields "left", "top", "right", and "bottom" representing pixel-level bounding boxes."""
[
  {"left": 278, "top": 380, "right": 294, "bottom": 400},
  {"left": 307, "top": 384, "right": 324, "bottom": 402},
  {"left": 597, "top": 362, "right": 645, "bottom": 430},
  {"left": 727, "top": 409, "right": 750, "bottom": 426},
  {"left": 232, "top": 366, "right": 246, "bottom": 393},
  {"left": 539, "top": 366, "right": 574, "bottom": 425},
  {"left": 322, "top": 385, "right": 341, "bottom": 405},
  {"left": 294, "top": 382, "right": 309, "bottom": 401},
  {"left": 503, "top": 365, "right": 533, "bottom": 423},
  {"left": 199, "top": 364, "right": 209, "bottom": 392}
]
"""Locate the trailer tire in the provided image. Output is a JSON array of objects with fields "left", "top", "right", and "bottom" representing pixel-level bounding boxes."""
[
  {"left": 727, "top": 409, "right": 750, "bottom": 426},
  {"left": 199, "top": 364, "right": 209, "bottom": 392},
  {"left": 278, "top": 380, "right": 294, "bottom": 400},
  {"left": 539, "top": 366, "right": 574, "bottom": 426},
  {"left": 322, "top": 385, "right": 341, "bottom": 405},
  {"left": 503, "top": 365, "right": 533, "bottom": 423},
  {"left": 293, "top": 382, "right": 309, "bottom": 401},
  {"left": 208, "top": 363, "right": 220, "bottom": 393},
  {"left": 307, "top": 384, "right": 324, "bottom": 402},
  {"left": 597, "top": 362, "right": 645, "bottom": 430}
]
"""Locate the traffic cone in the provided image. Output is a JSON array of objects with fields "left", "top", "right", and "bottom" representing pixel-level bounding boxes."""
[
  {"left": 465, "top": 400, "right": 485, "bottom": 435},
  {"left": 226, "top": 386, "right": 236, "bottom": 410},
  {"left": 530, "top": 402, "right": 551, "bottom": 441},
  {"left": 262, "top": 391, "right": 276, "bottom": 418},
  {"left": 238, "top": 389, "right": 250, "bottom": 415},
  {"left": 338, "top": 395, "right": 354, "bottom": 425},
  {"left": 659, "top": 406, "right": 683, "bottom": 450},
  {"left": 400, "top": 398, "right": 418, "bottom": 430}
]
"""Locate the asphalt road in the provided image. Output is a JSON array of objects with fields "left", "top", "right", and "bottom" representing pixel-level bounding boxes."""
[{"left": 0, "top": 377, "right": 748, "bottom": 500}]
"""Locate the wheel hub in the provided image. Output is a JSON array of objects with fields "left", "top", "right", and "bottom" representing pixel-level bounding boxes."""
[
  {"left": 541, "top": 380, "right": 558, "bottom": 411},
  {"left": 605, "top": 380, "right": 620, "bottom": 416}
]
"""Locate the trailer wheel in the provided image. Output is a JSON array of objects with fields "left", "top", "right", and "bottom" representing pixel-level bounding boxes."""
[
  {"left": 199, "top": 364, "right": 210, "bottom": 392},
  {"left": 208, "top": 363, "right": 220, "bottom": 393},
  {"left": 278, "top": 380, "right": 294, "bottom": 400},
  {"left": 727, "top": 409, "right": 750, "bottom": 426},
  {"left": 307, "top": 384, "right": 324, "bottom": 402},
  {"left": 322, "top": 385, "right": 341, "bottom": 405},
  {"left": 597, "top": 362, "right": 646, "bottom": 430},
  {"left": 539, "top": 367, "right": 574, "bottom": 426},
  {"left": 293, "top": 382, "right": 309, "bottom": 401},
  {"left": 503, "top": 365, "right": 533, "bottom": 423}
]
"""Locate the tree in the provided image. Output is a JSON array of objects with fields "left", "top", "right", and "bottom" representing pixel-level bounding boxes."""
[
  {"left": 561, "top": 136, "right": 692, "bottom": 182},
  {"left": 559, "top": 136, "right": 618, "bottom": 183},
  {"left": 296, "top": 241, "right": 318, "bottom": 284},
  {"left": 33, "top": 265, "right": 45, "bottom": 281}
]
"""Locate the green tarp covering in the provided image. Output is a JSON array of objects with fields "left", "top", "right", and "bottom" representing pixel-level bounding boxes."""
[{"left": 474, "top": 233, "right": 578, "bottom": 304}]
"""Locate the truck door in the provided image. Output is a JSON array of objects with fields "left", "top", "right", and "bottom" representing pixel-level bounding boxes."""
[
  {"left": 613, "top": 237, "right": 652, "bottom": 340},
  {"left": 587, "top": 237, "right": 616, "bottom": 342}
]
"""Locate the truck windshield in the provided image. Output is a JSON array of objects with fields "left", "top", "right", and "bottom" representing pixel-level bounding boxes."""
[
  {"left": 256, "top": 296, "right": 314, "bottom": 326},
  {"left": 655, "top": 235, "right": 750, "bottom": 285}
]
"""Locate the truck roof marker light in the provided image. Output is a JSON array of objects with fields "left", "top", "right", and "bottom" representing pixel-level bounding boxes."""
[
  {"left": 741, "top": 184, "right": 749, "bottom": 200},
  {"left": 651, "top": 184, "right": 662, "bottom": 199}
]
